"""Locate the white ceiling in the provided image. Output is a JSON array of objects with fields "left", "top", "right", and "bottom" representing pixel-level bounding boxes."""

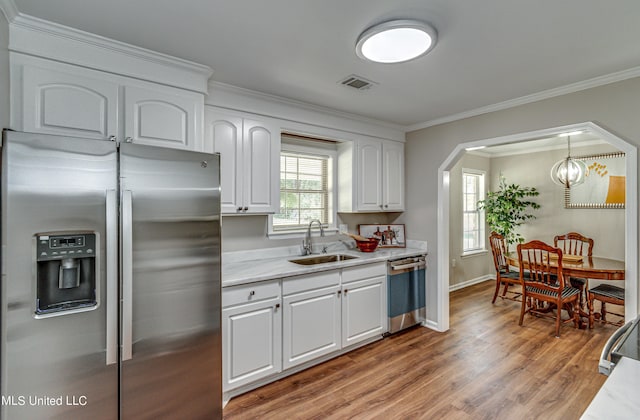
[{"left": 10, "top": 0, "right": 640, "bottom": 128}]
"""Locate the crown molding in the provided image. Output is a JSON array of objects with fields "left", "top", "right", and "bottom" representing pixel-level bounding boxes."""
[
  {"left": 0, "top": 0, "right": 18, "bottom": 22},
  {"left": 9, "top": 13, "right": 213, "bottom": 92},
  {"left": 407, "top": 66, "right": 640, "bottom": 132},
  {"left": 208, "top": 81, "right": 406, "bottom": 132},
  {"left": 208, "top": 80, "right": 406, "bottom": 142}
]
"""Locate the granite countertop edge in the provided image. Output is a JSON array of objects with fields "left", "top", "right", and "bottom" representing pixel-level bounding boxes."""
[{"left": 222, "top": 245, "right": 427, "bottom": 287}]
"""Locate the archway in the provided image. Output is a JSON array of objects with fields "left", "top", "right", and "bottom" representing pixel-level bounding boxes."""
[{"left": 435, "top": 122, "right": 637, "bottom": 331}]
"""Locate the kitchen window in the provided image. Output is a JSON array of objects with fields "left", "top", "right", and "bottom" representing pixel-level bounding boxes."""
[
  {"left": 269, "top": 134, "right": 337, "bottom": 236},
  {"left": 462, "top": 169, "right": 485, "bottom": 254}
]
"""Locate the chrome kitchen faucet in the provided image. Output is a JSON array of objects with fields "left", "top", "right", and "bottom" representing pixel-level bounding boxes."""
[{"left": 301, "top": 219, "right": 325, "bottom": 255}]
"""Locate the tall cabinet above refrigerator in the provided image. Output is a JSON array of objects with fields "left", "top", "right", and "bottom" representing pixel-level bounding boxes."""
[{"left": 1, "top": 131, "right": 222, "bottom": 419}]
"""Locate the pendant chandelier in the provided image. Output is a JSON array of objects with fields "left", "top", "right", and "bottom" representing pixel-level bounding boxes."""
[{"left": 550, "top": 135, "right": 588, "bottom": 188}]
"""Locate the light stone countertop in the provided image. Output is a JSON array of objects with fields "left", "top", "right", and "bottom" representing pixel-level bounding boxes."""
[
  {"left": 580, "top": 356, "right": 640, "bottom": 419},
  {"left": 222, "top": 240, "right": 427, "bottom": 287}
]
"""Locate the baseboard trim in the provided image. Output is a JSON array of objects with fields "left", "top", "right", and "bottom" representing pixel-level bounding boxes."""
[{"left": 449, "top": 274, "right": 493, "bottom": 292}]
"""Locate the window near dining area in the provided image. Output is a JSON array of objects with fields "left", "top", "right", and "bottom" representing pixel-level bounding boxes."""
[
  {"left": 462, "top": 169, "right": 486, "bottom": 253},
  {"left": 271, "top": 135, "right": 336, "bottom": 233}
]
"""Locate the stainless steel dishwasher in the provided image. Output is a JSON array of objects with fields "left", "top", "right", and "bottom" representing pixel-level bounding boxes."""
[{"left": 386, "top": 255, "right": 427, "bottom": 335}]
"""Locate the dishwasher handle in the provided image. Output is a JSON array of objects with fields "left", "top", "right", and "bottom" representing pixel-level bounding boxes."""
[{"left": 390, "top": 261, "right": 426, "bottom": 271}]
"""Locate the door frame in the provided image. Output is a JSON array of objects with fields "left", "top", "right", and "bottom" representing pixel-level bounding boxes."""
[{"left": 436, "top": 122, "right": 637, "bottom": 331}]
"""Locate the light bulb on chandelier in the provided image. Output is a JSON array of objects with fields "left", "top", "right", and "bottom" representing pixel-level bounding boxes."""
[{"left": 550, "top": 135, "right": 588, "bottom": 188}]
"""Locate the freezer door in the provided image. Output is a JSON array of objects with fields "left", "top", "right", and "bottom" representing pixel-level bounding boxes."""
[
  {"left": 119, "top": 143, "right": 221, "bottom": 418},
  {"left": 1, "top": 131, "right": 118, "bottom": 419}
]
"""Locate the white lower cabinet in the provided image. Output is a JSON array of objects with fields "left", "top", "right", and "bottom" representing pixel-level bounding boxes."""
[
  {"left": 342, "top": 275, "right": 386, "bottom": 347},
  {"left": 222, "top": 261, "right": 388, "bottom": 397},
  {"left": 222, "top": 281, "right": 282, "bottom": 392},
  {"left": 282, "top": 271, "right": 341, "bottom": 369}
]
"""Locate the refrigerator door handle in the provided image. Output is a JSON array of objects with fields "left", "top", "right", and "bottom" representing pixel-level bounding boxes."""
[
  {"left": 122, "top": 189, "right": 133, "bottom": 361},
  {"left": 106, "top": 189, "right": 118, "bottom": 365}
]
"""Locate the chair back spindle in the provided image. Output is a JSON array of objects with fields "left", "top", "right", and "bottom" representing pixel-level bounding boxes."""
[{"left": 553, "top": 232, "right": 594, "bottom": 257}]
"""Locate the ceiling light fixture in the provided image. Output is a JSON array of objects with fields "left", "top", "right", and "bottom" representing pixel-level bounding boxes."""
[
  {"left": 356, "top": 19, "right": 437, "bottom": 64},
  {"left": 465, "top": 146, "right": 487, "bottom": 151},
  {"left": 550, "top": 134, "right": 588, "bottom": 188}
]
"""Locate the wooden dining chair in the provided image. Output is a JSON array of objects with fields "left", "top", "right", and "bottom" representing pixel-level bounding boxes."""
[
  {"left": 489, "top": 232, "right": 521, "bottom": 303},
  {"left": 588, "top": 284, "right": 625, "bottom": 328},
  {"left": 553, "top": 232, "right": 594, "bottom": 309},
  {"left": 517, "top": 240, "right": 581, "bottom": 337}
]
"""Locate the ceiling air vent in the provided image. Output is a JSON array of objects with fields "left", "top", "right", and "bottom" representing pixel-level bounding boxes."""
[{"left": 339, "top": 74, "right": 377, "bottom": 90}]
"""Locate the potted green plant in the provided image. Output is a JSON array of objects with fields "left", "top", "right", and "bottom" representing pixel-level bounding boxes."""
[{"left": 477, "top": 176, "right": 541, "bottom": 247}]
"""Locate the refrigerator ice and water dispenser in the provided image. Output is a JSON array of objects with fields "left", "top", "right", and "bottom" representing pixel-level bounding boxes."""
[{"left": 35, "top": 233, "right": 97, "bottom": 315}]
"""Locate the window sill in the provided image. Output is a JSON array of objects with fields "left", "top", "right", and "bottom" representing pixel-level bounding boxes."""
[
  {"left": 268, "top": 227, "right": 339, "bottom": 240},
  {"left": 461, "top": 249, "right": 488, "bottom": 258}
]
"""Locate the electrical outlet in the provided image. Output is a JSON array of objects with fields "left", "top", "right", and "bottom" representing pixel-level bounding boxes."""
[{"left": 451, "top": 258, "right": 456, "bottom": 268}]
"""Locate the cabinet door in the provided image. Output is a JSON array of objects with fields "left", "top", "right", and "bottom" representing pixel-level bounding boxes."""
[
  {"left": 222, "top": 298, "right": 282, "bottom": 391},
  {"left": 342, "top": 276, "right": 387, "bottom": 347},
  {"left": 282, "top": 286, "right": 341, "bottom": 369},
  {"left": 356, "top": 140, "right": 383, "bottom": 211},
  {"left": 205, "top": 109, "right": 244, "bottom": 213},
  {"left": 242, "top": 119, "right": 280, "bottom": 214},
  {"left": 123, "top": 85, "right": 203, "bottom": 150},
  {"left": 382, "top": 141, "right": 405, "bottom": 211},
  {"left": 22, "top": 65, "right": 118, "bottom": 140}
]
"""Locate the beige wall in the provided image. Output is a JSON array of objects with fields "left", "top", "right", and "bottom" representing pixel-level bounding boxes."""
[
  {"left": 403, "top": 77, "right": 640, "bottom": 323},
  {"left": 448, "top": 153, "right": 492, "bottom": 288},
  {"left": 0, "top": 10, "right": 9, "bottom": 130},
  {"left": 489, "top": 143, "right": 624, "bottom": 258}
]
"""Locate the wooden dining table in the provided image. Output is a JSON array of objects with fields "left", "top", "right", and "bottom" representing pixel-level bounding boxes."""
[{"left": 506, "top": 252, "right": 625, "bottom": 280}]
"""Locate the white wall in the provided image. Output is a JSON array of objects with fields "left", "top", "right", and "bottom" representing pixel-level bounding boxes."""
[
  {"left": 0, "top": 9, "right": 9, "bottom": 129},
  {"left": 403, "top": 77, "right": 640, "bottom": 326},
  {"left": 221, "top": 213, "right": 402, "bottom": 252}
]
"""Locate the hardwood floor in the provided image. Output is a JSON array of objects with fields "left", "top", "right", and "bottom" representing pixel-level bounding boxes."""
[{"left": 223, "top": 280, "right": 622, "bottom": 419}]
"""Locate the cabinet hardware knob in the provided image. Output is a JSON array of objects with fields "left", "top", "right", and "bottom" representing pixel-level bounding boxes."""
[
  {"left": 275, "top": 303, "right": 280, "bottom": 309},
  {"left": 237, "top": 207, "right": 243, "bottom": 212},
  {"left": 384, "top": 204, "right": 389, "bottom": 208},
  {"left": 125, "top": 137, "right": 133, "bottom": 143},
  {"left": 379, "top": 204, "right": 383, "bottom": 208},
  {"left": 249, "top": 291, "right": 255, "bottom": 296},
  {"left": 243, "top": 206, "right": 248, "bottom": 211},
  {"left": 337, "top": 290, "right": 341, "bottom": 296},
  {"left": 108, "top": 135, "right": 117, "bottom": 142},
  {"left": 344, "top": 289, "right": 348, "bottom": 294}
]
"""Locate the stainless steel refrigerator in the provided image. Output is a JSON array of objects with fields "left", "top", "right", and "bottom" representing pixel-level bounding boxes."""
[{"left": 1, "top": 131, "right": 221, "bottom": 419}]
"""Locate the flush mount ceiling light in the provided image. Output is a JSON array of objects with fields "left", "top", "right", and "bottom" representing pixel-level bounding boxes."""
[
  {"left": 550, "top": 132, "right": 588, "bottom": 188},
  {"left": 356, "top": 19, "right": 437, "bottom": 64}
]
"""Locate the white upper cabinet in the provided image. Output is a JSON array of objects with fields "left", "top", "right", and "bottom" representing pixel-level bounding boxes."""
[
  {"left": 123, "top": 85, "right": 203, "bottom": 150},
  {"left": 15, "top": 57, "right": 206, "bottom": 151},
  {"left": 22, "top": 66, "right": 119, "bottom": 140},
  {"left": 382, "top": 141, "right": 405, "bottom": 211},
  {"left": 357, "top": 140, "right": 383, "bottom": 211},
  {"left": 205, "top": 107, "right": 280, "bottom": 214},
  {"left": 338, "top": 139, "right": 405, "bottom": 212}
]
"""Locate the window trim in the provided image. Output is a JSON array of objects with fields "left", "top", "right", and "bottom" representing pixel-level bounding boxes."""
[
  {"left": 268, "top": 142, "right": 338, "bottom": 238},
  {"left": 461, "top": 168, "right": 486, "bottom": 254}
]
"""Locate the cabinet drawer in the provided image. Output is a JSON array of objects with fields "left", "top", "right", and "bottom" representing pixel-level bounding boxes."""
[
  {"left": 283, "top": 271, "right": 340, "bottom": 296},
  {"left": 342, "top": 262, "right": 386, "bottom": 284},
  {"left": 222, "top": 280, "right": 281, "bottom": 308}
]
